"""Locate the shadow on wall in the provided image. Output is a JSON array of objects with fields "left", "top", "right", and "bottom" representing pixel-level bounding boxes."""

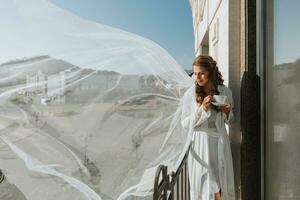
[{"left": 240, "top": 71, "right": 261, "bottom": 200}]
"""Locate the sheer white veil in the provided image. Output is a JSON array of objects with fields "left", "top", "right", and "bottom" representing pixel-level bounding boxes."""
[{"left": 0, "top": 0, "right": 198, "bottom": 199}]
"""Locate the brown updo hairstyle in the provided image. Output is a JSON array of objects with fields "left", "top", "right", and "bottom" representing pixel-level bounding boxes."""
[{"left": 193, "top": 55, "right": 224, "bottom": 107}]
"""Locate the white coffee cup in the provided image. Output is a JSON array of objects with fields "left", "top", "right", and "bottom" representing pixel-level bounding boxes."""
[{"left": 212, "top": 95, "right": 227, "bottom": 106}]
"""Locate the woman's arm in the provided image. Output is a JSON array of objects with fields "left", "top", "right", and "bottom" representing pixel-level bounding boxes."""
[
  {"left": 193, "top": 104, "right": 211, "bottom": 127},
  {"left": 180, "top": 91, "right": 211, "bottom": 131}
]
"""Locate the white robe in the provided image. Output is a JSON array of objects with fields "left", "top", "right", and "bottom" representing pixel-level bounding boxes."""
[{"left": 181, "top": 84, "right": 235, "bottom": 200}]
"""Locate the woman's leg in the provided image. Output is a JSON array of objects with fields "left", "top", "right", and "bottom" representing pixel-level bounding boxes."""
[{"left": 215, "top": 190, "right": 222, "bottom": 200}]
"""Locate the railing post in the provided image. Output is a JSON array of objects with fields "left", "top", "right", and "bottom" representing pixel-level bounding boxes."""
[
  {"left": 153, "top": 165, "right": 169, "bottom": 200},
  {"left": 170, "top": 172, "right": 176, "bottom": 200},
  {"left": 0, "top": 170, "right": 4, "bottom": 183},
  {"left": 153, "top": 144, "right": 191, "bottom": 200}
]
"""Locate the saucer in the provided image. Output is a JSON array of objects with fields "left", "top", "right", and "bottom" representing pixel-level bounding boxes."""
[{"left": 211, "top": 102, "right": 225, "bottom": 106}]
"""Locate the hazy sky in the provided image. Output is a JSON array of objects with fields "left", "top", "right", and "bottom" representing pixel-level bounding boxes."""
[
  {"left": 49, "top": 0, "right": 300, "bottom": 66},
  {"left": 50, "top": 0, "right": 195, "bottom": 70},
  {"left": 3, "top": 0, "right": 298, "bottom": 66}
]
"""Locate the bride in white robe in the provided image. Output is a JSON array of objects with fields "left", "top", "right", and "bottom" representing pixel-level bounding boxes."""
[{"left": 181, "top": 55, "right": 235, "bottom": 200}]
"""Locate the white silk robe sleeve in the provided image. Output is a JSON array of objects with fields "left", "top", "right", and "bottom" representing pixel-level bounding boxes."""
[
  {"left": 222, "top": 86, "right": 234, "bottom": 124},
  {"left": 180, "top": 89, "right": 211, "bottom": 131},
  {"left": 194, "top": 105, "right": 211, "bottom": 126}
]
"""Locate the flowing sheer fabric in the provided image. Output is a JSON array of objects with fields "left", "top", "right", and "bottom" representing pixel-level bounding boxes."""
[{"left": 0, "top": 1, "right": 234, "bottom": 200}]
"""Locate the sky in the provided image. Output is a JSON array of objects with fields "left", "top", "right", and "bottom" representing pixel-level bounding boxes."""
[
  {"left": 3, "top": 0, "right": 298, "bottom": 67},
  {"left": 50, "top": 0, "right": 195, "bottom": 70},
  {"left": 48, "top": 0, "right": 300, "bottom": 66}
]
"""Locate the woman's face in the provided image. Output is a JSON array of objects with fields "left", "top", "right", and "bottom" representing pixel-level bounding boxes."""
[{"left": 193, "top": 65, "right": 209, "bottom": 86}]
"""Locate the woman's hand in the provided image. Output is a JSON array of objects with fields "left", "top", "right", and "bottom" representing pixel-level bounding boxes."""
[
  {"left": 220, "top": 102, "right": 231, "bottom": 118},
  {"left": 202, "top": 95, "right": 213, "bottom": 111}
]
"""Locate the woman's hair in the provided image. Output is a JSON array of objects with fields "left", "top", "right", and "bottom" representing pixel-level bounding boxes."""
[{"left": 193, "top": 55, "right": 224, "bottom": 108}]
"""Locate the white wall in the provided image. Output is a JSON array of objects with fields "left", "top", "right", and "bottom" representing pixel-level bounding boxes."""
[
  {"left": 191, "top": 0, "right": 230, "bottom": 84},
  {"left": 209, "top": 0, "right": 229, "bottom": 85}
]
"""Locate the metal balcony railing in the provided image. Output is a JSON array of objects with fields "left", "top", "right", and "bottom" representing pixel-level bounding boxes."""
[
  {"left": 0, "top": 170, "right": 4, "bottom": 184},
  {"left": 153, "top": 145, "right": 191, "bottom": 200}
]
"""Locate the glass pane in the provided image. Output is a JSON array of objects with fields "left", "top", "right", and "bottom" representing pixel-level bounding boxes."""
[{"left": 266, "top": 0, "right": 300, "bottom": 199}]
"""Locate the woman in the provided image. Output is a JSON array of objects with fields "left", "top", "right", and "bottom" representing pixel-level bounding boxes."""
[{"left": 181, "top": 55, "right": 235, "bottom": 200}]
